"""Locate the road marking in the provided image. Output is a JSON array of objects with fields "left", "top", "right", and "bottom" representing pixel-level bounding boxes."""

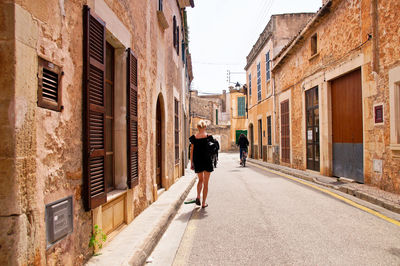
[
  {"left": 173, "top": 205, "right": 201, "bottom": 266},
  {"left": 248, "top": 162, "right": 400, "bottom": 227}
]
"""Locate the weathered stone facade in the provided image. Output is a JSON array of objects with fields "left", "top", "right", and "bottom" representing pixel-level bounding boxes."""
[
  {"left": 245, "top": 13, "right": 315, "bottom": 162},
  {"left": 189, "top": 90, "right": 232, "bottom": 151},
  {"left": 271, "top": 0, "right": 400, "bottom": 193},
  {"left": 0, "top": 0, "right": 194, "bottom": 264}
]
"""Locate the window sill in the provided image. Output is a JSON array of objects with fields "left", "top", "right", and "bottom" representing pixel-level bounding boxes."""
[
  {"left": 390, "top": 144, "right": 400, "bottom": 158},
  {"left": 309, "top": 52, "right": 319, "bottom": 61},
  {"left": 107, "top": 189, "right": 127, "bottom": 202}
]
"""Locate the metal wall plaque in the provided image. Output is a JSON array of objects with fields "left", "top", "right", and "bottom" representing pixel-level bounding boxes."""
[
  {"left": 46, "top": 196, "right": 73, "bottom": 248},
  {"left": 374, "top": 105, "right": 383, "bottom": 124}
]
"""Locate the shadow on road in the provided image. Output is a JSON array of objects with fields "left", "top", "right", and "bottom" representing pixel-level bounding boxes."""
[{"left": 175, "top": 208, "right": 208, "bottom": 222}]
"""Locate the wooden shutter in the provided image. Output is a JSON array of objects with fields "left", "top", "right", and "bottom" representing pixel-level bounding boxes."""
[
  {"left": 83, "top": 6, "right": 107, "bottom": 211},
  {"left": 281, "top": 100, "right": 290, "bottom": 163},
  {"left": 37, "top": 58, "right": 63, "bottom": 111},
  {"left": 127, "top": 48, "right": 139, "bottom": 188}
]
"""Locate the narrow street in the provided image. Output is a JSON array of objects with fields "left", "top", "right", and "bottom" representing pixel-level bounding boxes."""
[{"left": 150, "top": 153, "right": 400, "bottom": 265}]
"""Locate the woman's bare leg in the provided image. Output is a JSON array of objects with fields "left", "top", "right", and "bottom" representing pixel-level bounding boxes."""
[
  {"left": 202, "top": 171, "right": 211, "bottom": 207},
  {"left": 197, "top": 172, "right": 204, "bottom": 200}
]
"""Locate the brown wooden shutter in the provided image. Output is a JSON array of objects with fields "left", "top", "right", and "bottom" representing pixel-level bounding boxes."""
[
  {"left": 281, "top": 100, "right": 290, "bottom": 163},
  {"left": 127, "top": 48, "right": 139, "bottom": 188},
  {"left": 83, "top": 5, "right": 107, "bottom": 211}
]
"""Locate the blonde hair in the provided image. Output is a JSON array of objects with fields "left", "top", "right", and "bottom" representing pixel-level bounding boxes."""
[{"left": 197, "top": 120, "right": 207, "bottom": 129}]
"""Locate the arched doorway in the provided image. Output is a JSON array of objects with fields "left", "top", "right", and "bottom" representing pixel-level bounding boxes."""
[
  {"left": 249, "top": 123, "right": 254, "bottom": 159},
  {"left": 156, "top": 96, "right": 164, "bottom": 189}
]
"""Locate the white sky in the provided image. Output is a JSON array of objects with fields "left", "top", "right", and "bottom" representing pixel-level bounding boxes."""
[{"left": 187, "top": 0, "right": 322, "bottom": 94}]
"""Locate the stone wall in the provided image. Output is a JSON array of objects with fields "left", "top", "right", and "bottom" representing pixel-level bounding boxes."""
[
  {"left": 272, "top": 0, "right": 400, "bottom": 193},
  {"left": 0, "top": 0, "right": 192, "bottom": 264}
]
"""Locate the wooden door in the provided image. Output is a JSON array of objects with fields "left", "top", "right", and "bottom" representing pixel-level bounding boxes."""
[
  {"left": 281, "top": 100, "right": 290, "bottom": 163},
  {"left": 306, "top": 87, "right": 320, "bottom": 171},
  {"left": 156, "top": 99, "right": 162, "bottom": 189},
  {"left": 249, "top": 124, "right": 254, "bottom": 158},
  {"left": 331, "top": 68, "right": 363, "bottom": 182}
]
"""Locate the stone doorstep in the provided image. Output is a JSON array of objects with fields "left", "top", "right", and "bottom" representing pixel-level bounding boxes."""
[
  {"left": 85, "top": 173, "right": 196, "bottom": 266},
  {"left": 247, "top": 158, "right": 400, "bottom": 215}
]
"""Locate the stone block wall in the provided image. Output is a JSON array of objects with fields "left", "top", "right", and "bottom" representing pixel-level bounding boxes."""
[
  {"left": 0, "top": 0, "right": 193, "bottom": 264},
  {"left": 272, "top": 0, "right": 400, "bottom": 193}
]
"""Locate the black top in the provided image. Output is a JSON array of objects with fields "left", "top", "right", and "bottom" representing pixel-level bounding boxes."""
[
  {"left": 238, "top": 136, "right": 249, "bottom": 149},
  {"left": 189, "top": 135, "right": 214, "bottom": 173}
]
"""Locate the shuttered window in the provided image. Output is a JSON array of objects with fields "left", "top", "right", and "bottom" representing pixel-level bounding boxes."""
[
  {"left": 37, "top": 58, "right": 63, "bottom": 111},
  {"left": 158, "top": 0, "right": 163, "bottom": 11},
  {"left": 266, "top": 51, "right": 270, "bottom": 81},
  {"left": 175, "top": 99, "right": 179, "bottom": 163},
  {"left": 83, "top": 6, "right": 107, "bottom": 211},
  {"left": 281, "top": 100, "right": 290, "bottom": 163},
  {"left": 127, "top": 48, "right": 139, "bottom": 189},
  {"left": 238, "top": 96, "right": 245, "bottom": 117},
  {"left": 257, "top": 63, "right": 261, "bottom": 101},
  {"left": 248, "top": 74, "right": 252, "bottom": 96}
]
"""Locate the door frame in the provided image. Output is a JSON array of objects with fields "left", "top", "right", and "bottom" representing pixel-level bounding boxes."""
[{"left": 305, "top": 86, "right": 320, "bottom": 172}]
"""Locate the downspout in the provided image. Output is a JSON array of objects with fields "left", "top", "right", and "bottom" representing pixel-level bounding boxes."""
[{"left": 371, "top": 0, "right": 379, "bottom": 73}]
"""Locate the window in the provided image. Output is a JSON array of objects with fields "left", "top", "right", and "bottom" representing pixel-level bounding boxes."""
[
  {"left": 175, "top": 99, "right": 179, "bottom": 163},
  {"left": 83, "top": 6, "right": 139, "bottom": 211},
  {"left": 173, "top": 16, "right": 179, "bottom": 54},
  {"left": 266, "top": 52, "right": 270, "bottom": 81},
  {"left": 105, "top": 42, "right": 115, "bottom": 192},
  {"left": 248, "top": 74, "right": 252, "bottom": 96},
  {"left": 83, "top": 6, "right": 107, "bottom": 210},
  {"left": 216, "top": 109, "right": 218, "bottom": 125},
  {"left": 257, "top": 63, "right": 261, "bottom": 101},
  {"left": 389, "top": 66, "right": 400, "bottom": 150},
  {"left": 158, "top": 0, "right": 163, "bottom": 11},
  {"left": 267, "top": 116, "right": 271, "bottom": 145},
  {"left": 37, "top": 57, "right": 63, "bottom": 111},
  {"left": 238, "top": 97, "right": 245, "bottom": 117},
  {"left": 311, "top": 33, "right": 317, "bottom": 56}
]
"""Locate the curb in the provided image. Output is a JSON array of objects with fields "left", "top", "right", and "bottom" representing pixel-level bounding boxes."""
[
  {"left": 130, "top": 176, "right": 197, "bottom": 266},
  {"left": 247, "top": 159, "right": 400, "bottom": 215},
  {"left": 85, "top": 174, "right": 197, "bottom": 266}
]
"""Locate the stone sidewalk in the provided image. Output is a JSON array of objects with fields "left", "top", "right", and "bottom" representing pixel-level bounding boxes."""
[
  {"left": 247, "top": 158, "right": 400, "bottom": 215},
  {"left": 86, "top": 170, "right": 196, "bottom": 266}
]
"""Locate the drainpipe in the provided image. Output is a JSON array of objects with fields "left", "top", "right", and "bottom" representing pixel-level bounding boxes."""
[{"left": 371, "top": 0, "right": 379, "bottom": 73}]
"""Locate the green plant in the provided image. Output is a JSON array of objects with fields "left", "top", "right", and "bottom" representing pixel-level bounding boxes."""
[{"left": 89, "top": 225, "right": 107, "bottom": 254}]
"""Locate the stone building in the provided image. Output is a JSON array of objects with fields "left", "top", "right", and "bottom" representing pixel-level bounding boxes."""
[
  {"left": 245, "top": 13, "right": 315, "bottom": 161},
  {"left": 189, "top": 90, "right": 231, "bottom": 151},
  {"left": 271, "top": 0, "right": 400, "bottom": 193},
  {"left": 0, "top": 0, "right": 194, "bottom": 264},
  {"left": 228, "top": 85, "right": 248, "bottom": 149}
]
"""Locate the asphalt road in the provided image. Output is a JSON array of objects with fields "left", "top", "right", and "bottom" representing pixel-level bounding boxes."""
[{"left": 149, "top": 153, "right": 400, "bottom": 266}]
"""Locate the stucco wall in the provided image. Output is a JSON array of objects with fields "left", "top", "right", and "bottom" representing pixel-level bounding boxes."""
[{"left": 0, "top": 0, "right": 192, "bottom": 264}]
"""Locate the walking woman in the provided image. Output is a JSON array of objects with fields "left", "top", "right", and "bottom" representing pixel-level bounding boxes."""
[{"left": 189, "top": 120, "right": 214, "bottom": 208}]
